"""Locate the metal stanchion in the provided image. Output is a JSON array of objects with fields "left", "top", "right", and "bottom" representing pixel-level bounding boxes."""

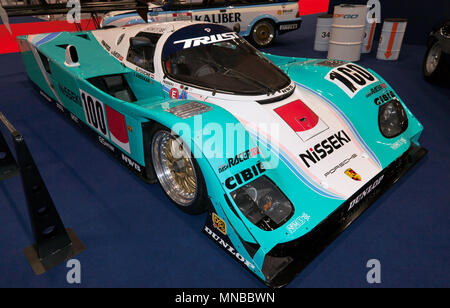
[{"left": 0, "top": 112, "right": 85, "bottom": 275}]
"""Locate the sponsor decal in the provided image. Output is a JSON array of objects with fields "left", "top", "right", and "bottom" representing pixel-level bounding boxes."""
[
  {"left": 98, "top": 136, "right": 115, "bottom": 153},
  {"left": 274, "top": 99, "right": 329, "bottom": 142},
  {"left": 39, "top": 90, "right": 52, "bottom": 102},
  {"left": 334, "top": 14, "right": 359, "bottom": 19},
  {"left": 390, "top": 137, "right": 407, "bottom": 150},
  {"left": 80, "top": 89, "right": 109, "bottom": 138},
  {"left": 286, "top": 212, "right": 310, "bottom": 234},
  {"left": 193, "top": 13, "right": 242, "bottom": 24},
  {"left": 173, "top": 32, "right": 239, "bottom": 49},
  {"left": 169, "top": 88, "right": 179, "bottom": 99},
  {"left": 101, "top": 39, "right": 111, "bottom": 52},
  {"left": 365, "top": 83, "right": 387, "bottom": 98},
  {"left": 104, "top": 106, "right": 130, "bottom": 153},
  {"left": 162, "top": 79, "right": 174, "bottom": 87},
  {"left": 70, "top": 113, "right": 79, "bottom": 123},
  {"left": 111, "top": 50, "right": 124, "bottom": 61},
  {"left": 299, "top": 130, "right": 351, "bottom": 168},
  {"left": 135, "top": 66, "right": 153, "bottom": 79},
  {"left": 121, "top": 153, "right": 141, "bottom": 172},
  {"left": 56, "top": 102, "right": 65, "bottom": 112},
  {"left": 279, "top": 23, "right": 298, "bottom": 31},
  {"left": 203, "top": 225, "right": 255, "bottom": 270},
  {"left": 224, "top": 162, "right": 265, "bottom": 190},
  {"left": 212, "top": 213, "right": 227, "bottom": 235},
  {"left": 59, "top": 84, "right": 80, "bottom": 106},
  {"left": 374, "top": 91, "right": 396, "bottom": 105},
  {"left": 218, "top": 147, "right": 260, "bottom": 174},
  {"left": 280, "top": 83, "right": 295, "bottom": 94},
  {"left": 324, "top": 153, "right": 357, "bottom": 177},
  {"left": 345, "top": 168, "right": 362, "bottom": 181},
  {"left": 134, "top": 72, "right": 150, "bottom": 83},
  {"left": 325, "top": 64, "right": 378, "bottom": 98},
  {"left": 348, "top": 174, "right": 385, "bottom": 211}
]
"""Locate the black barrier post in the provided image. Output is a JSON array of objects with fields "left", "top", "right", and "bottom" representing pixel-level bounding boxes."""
[
  {"left": 0, "top": 112, "right": 84, "bottom": 274},
  {"left": 0, "top": 125, "right": 19, "bottom": 180}
]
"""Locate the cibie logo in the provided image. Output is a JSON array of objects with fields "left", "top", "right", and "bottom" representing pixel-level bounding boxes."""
[
  {"left": 212, "top": 213, "right": 227, "bottom": 235},
  {"left": 173, "top": 32, "right": 239, "bottom": 49},
  {"left": 374, "top": 91, "right": 396, "bottom": 105},
  {"left": 345, "top": 168, "right": 362, "bottom": 181}
]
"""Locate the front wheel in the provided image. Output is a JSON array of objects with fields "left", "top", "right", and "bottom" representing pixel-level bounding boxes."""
[
  {"left": 250, "top": 20, "right": 276, "bottom": 48},
  {"left": 423, "top": 41, "right": 449, "bottom": 83},
  {"left": 150, "top": 124, "right": 209, "bottom": 215}
]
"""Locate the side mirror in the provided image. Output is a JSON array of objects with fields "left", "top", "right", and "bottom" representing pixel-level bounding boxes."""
[
  {"left": 64, "top": 45, "right": 79, "bottom": 67},
  {"left": 130, "top": 36, "right": 154, "bottom": 48}
]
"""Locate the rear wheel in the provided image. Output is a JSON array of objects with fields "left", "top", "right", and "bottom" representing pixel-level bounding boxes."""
[
  {"left": 250, "top": 20, "right": 276, "bottom": 48},
  {"left": 150, "top": 124, "right": 209, "bottom": 214}
]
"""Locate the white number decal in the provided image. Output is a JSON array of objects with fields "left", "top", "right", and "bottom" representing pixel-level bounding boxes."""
[
  {"left": 80, "top": 90, "right": 109, "bottom": 137},
  {"left": 325, "top": 64, "right": 378, "bottom": 98}
]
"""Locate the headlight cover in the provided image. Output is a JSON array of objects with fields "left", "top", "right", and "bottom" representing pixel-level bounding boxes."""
[
  {"left": 230, "top": 176, "right": 294, "bottom": 231},
  {"left": 378, "top": 99, "right": 408, "bottom": 138}
]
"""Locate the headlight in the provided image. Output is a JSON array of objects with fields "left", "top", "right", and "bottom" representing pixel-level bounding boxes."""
[
  {"left": 440, "top": 24, "right": 450, "bottom": 39},
  {"left": 378, "top": 99, "right": 408, "bottom": 138},
  {"left": 230, "top": 176, "right": 294, "bottom": 231}
]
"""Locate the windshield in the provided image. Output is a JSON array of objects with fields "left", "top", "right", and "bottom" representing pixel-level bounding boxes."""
[{"left": 162, "top": 24, "right": 291, "bottom": 95}]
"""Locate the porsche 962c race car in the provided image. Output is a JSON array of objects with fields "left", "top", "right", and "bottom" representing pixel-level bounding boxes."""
[{"left": 17, "top": 21, "right": 427, "bottom": 287}]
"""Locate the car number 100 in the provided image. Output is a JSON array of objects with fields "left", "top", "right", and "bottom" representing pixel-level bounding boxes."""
[{"left": 80, "top": 90, "right": 108, "bottom": 137}]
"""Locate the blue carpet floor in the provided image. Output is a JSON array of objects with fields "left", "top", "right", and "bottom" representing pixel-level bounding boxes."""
[{"left": 0, "top": 14, "right": 449, "bottom": 288}]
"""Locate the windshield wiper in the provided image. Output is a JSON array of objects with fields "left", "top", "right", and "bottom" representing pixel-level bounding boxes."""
[{"left": 200, "top": 59, "right": 276, "bottom": 95}]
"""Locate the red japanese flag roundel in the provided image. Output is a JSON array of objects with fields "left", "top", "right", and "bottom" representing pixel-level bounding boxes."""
[
  {"left": 274, "top": 99, "right": 329, "bottom": 142},
  {"left": 105, "top": 105, "right": 130, "bottom": 153}
]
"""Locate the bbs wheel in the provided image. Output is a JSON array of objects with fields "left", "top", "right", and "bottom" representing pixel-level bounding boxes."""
[
  {"left": 150, "top": 124, "right": 209, "bottom": 214},
  {"left": 251, "top": 20, "right": 276, "bottom": 48}
]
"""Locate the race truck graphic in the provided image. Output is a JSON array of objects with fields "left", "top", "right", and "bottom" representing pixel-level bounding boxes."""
[{"left": 17, "top": 21, "right": 426, "bottom": 287}]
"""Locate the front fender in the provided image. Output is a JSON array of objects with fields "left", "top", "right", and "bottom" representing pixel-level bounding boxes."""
[
  {"left": 270, "top": 56, "right": 424, "bottom": 169},
  {"left": 124, "top": 97, "right": 269, "bottom": 280}
]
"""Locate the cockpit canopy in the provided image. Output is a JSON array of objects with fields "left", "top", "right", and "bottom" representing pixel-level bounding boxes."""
[{"left": 161, "top": 24, "right": 291, "bottom": 95}]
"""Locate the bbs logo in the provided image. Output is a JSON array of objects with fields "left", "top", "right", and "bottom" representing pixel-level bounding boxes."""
[{"left": 80, "top": 90, "right": 108, "bottom": 137}]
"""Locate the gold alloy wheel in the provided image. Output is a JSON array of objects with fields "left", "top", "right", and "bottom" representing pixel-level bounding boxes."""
[{"left": 151, "top": 130, "right": 198, "bottom": 206}]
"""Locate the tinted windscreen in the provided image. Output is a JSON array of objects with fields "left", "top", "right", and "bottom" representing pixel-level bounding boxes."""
[{"left": 162, "top": 24, "right": 291, "bottom": 95}]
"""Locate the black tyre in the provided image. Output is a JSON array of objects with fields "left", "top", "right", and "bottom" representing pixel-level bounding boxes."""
[
  {"left": 148, "top": 123, "right": 209, "bottom": 215},
  {"left": 250, "top": 19, "right": 276, "bottom": 48},
  {"left": 423, "top": 40, "right": 449, "bottom": 84}
]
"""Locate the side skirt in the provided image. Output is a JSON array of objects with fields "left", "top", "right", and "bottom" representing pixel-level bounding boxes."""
[{"left": 33, "top": 85, "right": 152, "bottom": 183}]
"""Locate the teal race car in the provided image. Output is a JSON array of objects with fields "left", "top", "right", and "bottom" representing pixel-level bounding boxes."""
[{"left": 17, "top": 21, "right": 426, "bottom": 287}]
